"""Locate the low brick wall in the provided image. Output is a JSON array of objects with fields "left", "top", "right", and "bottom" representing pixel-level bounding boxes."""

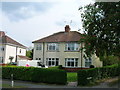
[
  {"left": 63, "top": 67, "right": 90, "bottom": 72},
  {"left": 0, "top": 64, "right": 7, "bottom": 66}
]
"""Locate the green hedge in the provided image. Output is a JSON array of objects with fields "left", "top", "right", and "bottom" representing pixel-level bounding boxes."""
[
  {"left": 78, "top": 64, "right": 120, "bottom": 86},
  {"left": 2, "top": 66, "right": 67, "bottom": 85}
]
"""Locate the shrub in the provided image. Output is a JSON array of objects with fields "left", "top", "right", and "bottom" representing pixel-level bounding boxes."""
[
  {"left": 101, "top": 55, "right": 120, "bottom": 66},
  {"left": 77, "top": 64, "right": 120, "bottom": 86},
  {"left": 58, "top": 65, "right": 63, "bottom": 69},
  {"left": 2, "top": 66, "right": 67, "bottom": 85},
  {"left": 90, "top": 65, "right": 95, "bottom": 68}
]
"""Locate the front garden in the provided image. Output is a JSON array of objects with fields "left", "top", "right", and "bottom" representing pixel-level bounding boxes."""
[{"left": 2, "top": 64, "right": 120, "bottom": 86}]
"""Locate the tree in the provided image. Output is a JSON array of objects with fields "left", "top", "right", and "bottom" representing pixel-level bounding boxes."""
[
  {"left": 26, "top": 49, "right": 33, "bottom": 59},
  {"left": 79, "top": 2, "right": 120, "bottom": 59},
  {"left": 9, "top": 56, "right": 14, "bottom": 63}
]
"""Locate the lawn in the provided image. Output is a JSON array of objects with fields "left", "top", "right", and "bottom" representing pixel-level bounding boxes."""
[{"left": 67, "top": 72, "right": 77, "bottom": 82}]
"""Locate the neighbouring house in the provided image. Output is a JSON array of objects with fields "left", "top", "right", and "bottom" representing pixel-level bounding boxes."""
[
  {"left": 32, "top": 25, "right": 102, "bottom": 68},
  {"left": 0, "top": 31, "right": 29, "bottom": 64}
]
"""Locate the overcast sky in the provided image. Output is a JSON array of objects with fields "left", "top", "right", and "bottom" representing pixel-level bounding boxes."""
[{"left": 1, "top": 0, "right": 94, "bottom": 47}]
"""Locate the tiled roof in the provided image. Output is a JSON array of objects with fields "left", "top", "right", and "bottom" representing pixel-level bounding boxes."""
[
  {"left": 32, "top": 31, "right": 82, "bottom": 43},
  {"left": 0, "top": 31, "right": 26, "bottom": 48}
]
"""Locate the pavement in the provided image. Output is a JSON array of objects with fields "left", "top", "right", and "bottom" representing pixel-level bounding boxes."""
[{"left": 0, "top": 77, "right": 120, "bottom": 88}]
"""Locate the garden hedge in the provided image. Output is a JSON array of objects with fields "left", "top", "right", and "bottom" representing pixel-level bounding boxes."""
[
  {"left": 78, "top": 64, "right": 120, "bottom": 86},
  {"left": 2, "top": 66, "right": 67, "bottom": 85}
]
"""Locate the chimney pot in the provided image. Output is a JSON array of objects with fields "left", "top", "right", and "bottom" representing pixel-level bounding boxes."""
[
  {"left": 0, "top": 31, "right": 5, "bottom": 37},
  {"left": 65, "top": 25, "right": 70, "bottom": 32}
]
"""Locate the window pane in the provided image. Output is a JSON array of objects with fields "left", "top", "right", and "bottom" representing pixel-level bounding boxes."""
[
  {"left": 75, "top": 62, "right": 78, "bottom": 66},
  {"left": 68, "top": 62, "right": 71, "bottom": 66},
  {"left": 71, "top": 62, "right": 74, "bottom": 66},
  {"left": 48, "top": 61, "right": 51, "bottom": 66},
  {"left": 52, "top": 61, "right": 54, "bottom": 65},
  {"left": 56, "top": 61, "right": 58, "bottom": 66}
]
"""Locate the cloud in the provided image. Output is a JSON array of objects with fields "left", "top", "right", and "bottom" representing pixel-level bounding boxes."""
[
  {"left": 2, "top": 2, "right": 55, "bottom": 21},
  {"left": 1, "top": 0, "right": 94, "bottom": 46}
]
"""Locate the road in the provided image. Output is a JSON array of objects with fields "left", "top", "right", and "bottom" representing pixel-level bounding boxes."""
[{"left": 0, "top": 78, "right": 120, "bottom": 88}]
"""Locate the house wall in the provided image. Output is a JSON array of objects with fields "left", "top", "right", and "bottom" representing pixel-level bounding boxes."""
[
  {"left": 33, "top": 42, "right": 102, "bottom": 68},
  {"left": 4, "top": 44, "right": 26, "bottom": 63},
  {"left": 0, "top": 44, "right": 5, "bottom": 63},
  {"left": 4, "top": 44, "right": 16, "bottom": 63},
  {"left": 91, "top": 54, "right": 103, "bottom": 67}
]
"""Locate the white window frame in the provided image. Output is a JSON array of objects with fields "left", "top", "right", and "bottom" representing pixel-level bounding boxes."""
[
  {"left": 65, "top": 43, "right": 79, "bottom": 51},
  {"left": 36, "top": 44, "right": 42, "bottom": 50},
  {"left": 47, "top": 43, "right": 59, "bottom": 51},
  {"left": 46, "top": 58, "right": 59, "bottom": 66},
  {"left": 65, "top": 58, "right": 78, "bottom": 67},
  {"left": 85, "top": 58, "right": 92, "bottom": 68}
]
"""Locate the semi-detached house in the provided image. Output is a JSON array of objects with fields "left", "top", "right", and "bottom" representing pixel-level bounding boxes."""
[
  {"left": 0, "top": 31, "right": 29, "bottom": 64},
  {"left": 32, "top": 25, "right": 102, "bottom": 68}
]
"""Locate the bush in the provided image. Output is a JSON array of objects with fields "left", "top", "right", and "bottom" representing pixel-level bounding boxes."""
[
  {"left": 58, "top": 65, "right": 63, "bottom": 69},
  {"left": 101, "top": 55, "right": 120, "bottom": 66},
  {"left": 2, "top": 66, "right": 67, "bottom": 85},
  {"left": 77, "top": 64, "right": 120, "bottom": 86},
  {"left": 90, "top": 65, "right": 95, "bottom": 68}
]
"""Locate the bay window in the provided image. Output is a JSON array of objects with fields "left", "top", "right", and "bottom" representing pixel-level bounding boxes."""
[
  {"left": 46, "top": 58, "right": 59, "bottom": 66},
  {"left": 65, "top": 58, "right": 78, "bottom": 67}
]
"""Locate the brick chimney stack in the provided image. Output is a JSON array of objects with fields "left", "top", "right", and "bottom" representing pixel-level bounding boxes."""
[
  {"left": 0, "top": 31, "right": 5, "bottom": 37},
  {"left": 65, "top": 25, "right": 70, "bottom": 32}
]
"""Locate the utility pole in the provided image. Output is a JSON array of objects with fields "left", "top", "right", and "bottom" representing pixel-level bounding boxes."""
[{"left": 11, "top": 74, "right": 14, "bottom": 88}]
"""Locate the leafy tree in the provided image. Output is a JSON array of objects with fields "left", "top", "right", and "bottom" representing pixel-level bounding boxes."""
[
  {"left": 26, "top": 49, "right": 33, "bottom": 59},
  {"left": 79, "top": 2, "right": 120, "bottom": 60}
]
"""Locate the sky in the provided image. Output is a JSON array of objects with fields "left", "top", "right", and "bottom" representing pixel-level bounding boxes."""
[{"left": 1, "top": 0, "right": 95, "bottom": 47}]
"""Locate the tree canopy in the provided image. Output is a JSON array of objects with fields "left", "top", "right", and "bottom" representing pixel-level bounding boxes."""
[{"left": 79, "top": 2, "right": 120, "bottom": 58}]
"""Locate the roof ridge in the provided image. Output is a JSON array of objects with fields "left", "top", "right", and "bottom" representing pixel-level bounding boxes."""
[
  {"left": 2, "top": 35, "right": 26, "bottom": 48},
  {"left": 33, "top": 31, "right": 82, "bottom": 43}
]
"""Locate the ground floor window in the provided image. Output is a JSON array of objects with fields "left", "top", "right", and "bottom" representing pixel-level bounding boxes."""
[
  {"left": 36, "top": 58, "right": 41, "bottom": 60},
  {"left": 65, "top": 58, "right": 78, "bottom": 67},
  {"left": 46, "top": 58, "right": 59, "bottom": 66},
  {"left": 85, "top": 58, "right": 92, "bottom": 67},
  {"left": 0, "top": 57, "right": 3, "bottom": 63}
]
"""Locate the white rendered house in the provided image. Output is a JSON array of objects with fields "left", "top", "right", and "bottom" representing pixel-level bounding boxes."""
[{"left": 0, "top": 31, "right": 28, "bottom": 64}]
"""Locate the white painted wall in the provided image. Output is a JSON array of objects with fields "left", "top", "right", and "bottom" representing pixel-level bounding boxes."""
[
  {"left": 3, "top": 44, "right": 26, "bottom": 64},
  {"left": 5, "top": 45, "right": 16, "bottom": 63},
  {"left": 0, "top": 44, "right": 5, "bottom": 63}
]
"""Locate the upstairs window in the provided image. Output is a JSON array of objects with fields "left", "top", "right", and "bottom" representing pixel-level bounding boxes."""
[
  {"left": 36, "top": 44, "right": 42, "bottom": 50},
  {"left": 65, "top": 43, "right": 79, "bottom": 51},
  {"left": 19, "top": 49, "right": 21, "bottom": 53},
  {"left": 47, "top": 43, "right": 59, "bottom": 51},
  {"left": 0, "top": 46, "right": 4, "bottom": 51}
]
